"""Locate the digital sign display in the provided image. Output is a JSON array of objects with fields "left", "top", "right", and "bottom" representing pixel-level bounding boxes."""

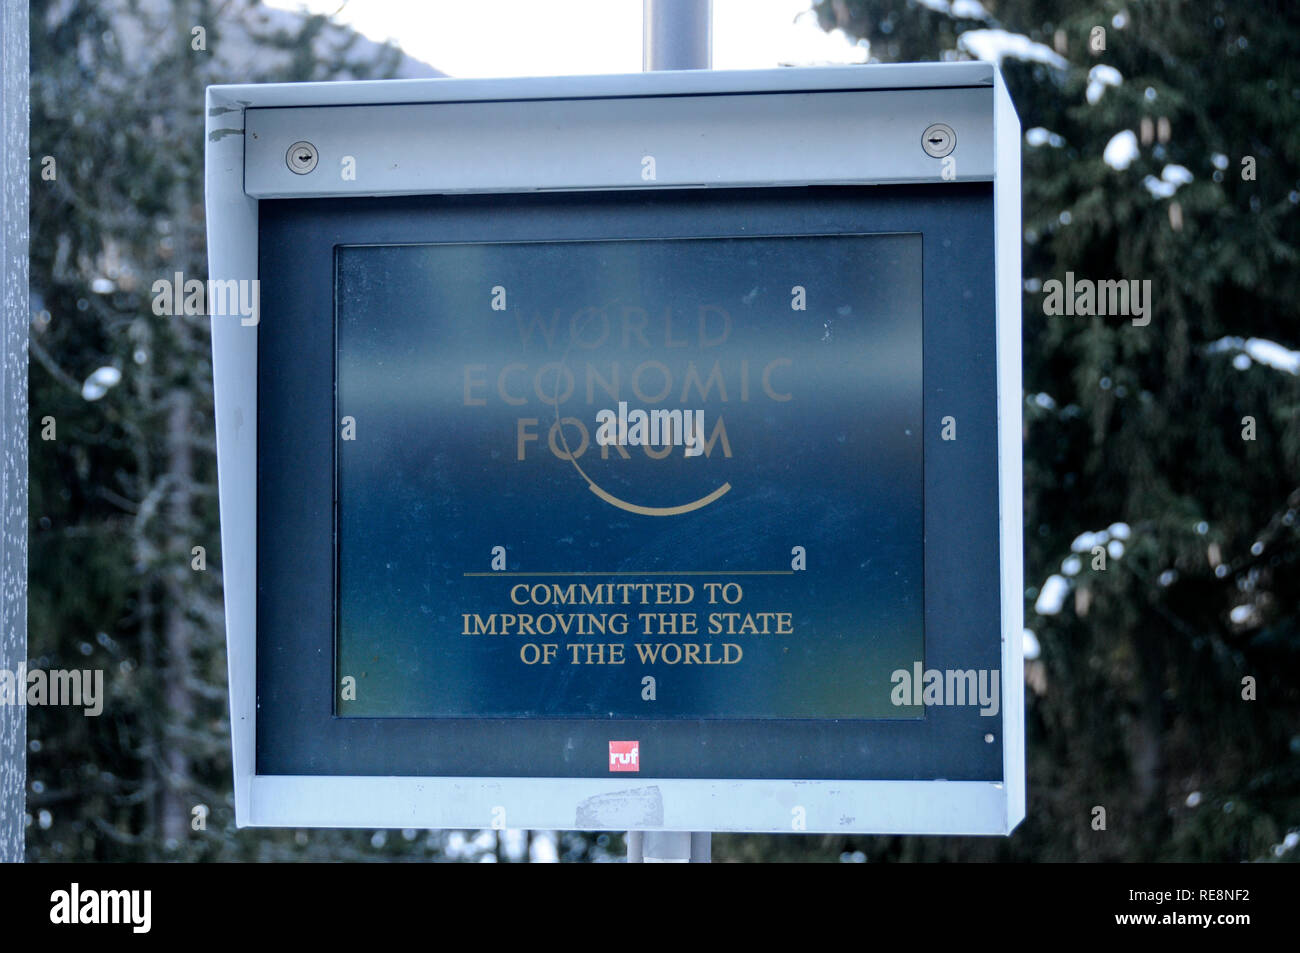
[
  {"left": 218, "top": 67, "right": 1024, "bottom": 831},
  {"left": 335, "top": 233, "right": 924, "bottom": 719}
]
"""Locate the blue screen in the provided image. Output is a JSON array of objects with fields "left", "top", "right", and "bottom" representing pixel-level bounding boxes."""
[{"left": 335, "top": 233, "right": 924, "bottom": 718}]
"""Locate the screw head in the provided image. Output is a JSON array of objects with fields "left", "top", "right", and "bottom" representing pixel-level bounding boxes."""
[
  {"left": 921, "top": 123, "right": 956, "bottom": 159},
  {"left": 286, "top": 140, "right": 319, "bottom": 175}
]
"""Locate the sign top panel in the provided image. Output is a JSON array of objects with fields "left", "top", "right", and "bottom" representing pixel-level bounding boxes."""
[{"left": 207, "top": 61, "right": 995, "bottom": 111}]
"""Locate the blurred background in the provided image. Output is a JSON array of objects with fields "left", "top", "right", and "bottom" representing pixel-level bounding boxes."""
[{"left": 24, "top": 0, "right": 1299, "bottom": 861}]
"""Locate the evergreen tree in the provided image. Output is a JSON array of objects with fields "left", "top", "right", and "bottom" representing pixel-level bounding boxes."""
[
  {"left": 25, "top": 0, "right": 469, "bottom": 862},
  {"left": 730, "top": 0, "right": 1300, "bottom": 862}
]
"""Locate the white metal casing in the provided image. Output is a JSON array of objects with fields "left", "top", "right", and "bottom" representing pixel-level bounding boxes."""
[{"left": 205, "top": 63, "right": 1024, "bottom": 834}]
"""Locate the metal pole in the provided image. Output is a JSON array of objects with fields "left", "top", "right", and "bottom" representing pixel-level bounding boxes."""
[
  {"left": 642, "top": 0, "right": 711, "bottom": 71},
  {"left": 0, "top": 0, "right": 30, "bottom": 864},
  {"left": 628, "top": 0, "right": 712, "bottom": 865},
  {"left": 632, "top": 831, "right": 711, "bottom": 863}
]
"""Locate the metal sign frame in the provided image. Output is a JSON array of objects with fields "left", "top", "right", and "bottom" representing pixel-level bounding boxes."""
[{"left": 205, "top": 62, "right": 1024, "bottom": 834}]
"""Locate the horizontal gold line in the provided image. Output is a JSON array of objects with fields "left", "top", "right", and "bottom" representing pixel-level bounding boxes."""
[{"left": 463, "top": 571, "right": 794, "bottom": 577}]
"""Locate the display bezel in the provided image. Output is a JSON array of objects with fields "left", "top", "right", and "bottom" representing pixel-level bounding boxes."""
[{"left": 256, "top": 184, "right": 1002, "bottom": 782}]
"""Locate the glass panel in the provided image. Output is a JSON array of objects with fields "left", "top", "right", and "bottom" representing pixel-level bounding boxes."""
[{"left": 335, "top": 233, "right": 923, "bottom": 719}]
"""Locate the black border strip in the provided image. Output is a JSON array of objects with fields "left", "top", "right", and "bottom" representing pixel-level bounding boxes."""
[{"left": 256, "top": 184, "right": 1002, "bottom": 780}]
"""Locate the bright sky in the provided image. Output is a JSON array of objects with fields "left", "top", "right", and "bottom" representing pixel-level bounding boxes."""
[{"left": 262, "top": 0, "right": 868, "bottom": 77}]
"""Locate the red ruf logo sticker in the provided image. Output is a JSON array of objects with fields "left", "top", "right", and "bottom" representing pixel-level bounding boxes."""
[{"left": 609, "top": 740, "right": 640, "bottom": 772}]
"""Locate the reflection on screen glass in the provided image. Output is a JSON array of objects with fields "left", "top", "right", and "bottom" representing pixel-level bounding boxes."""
[{"left": 335, "top": 233, "right": 923, "bottom": 719}]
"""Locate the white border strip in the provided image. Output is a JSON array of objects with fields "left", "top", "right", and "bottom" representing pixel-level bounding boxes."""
[
  {"left": 993, "top": 69, "right": 1025, "bottom": 831},
  {"left": 205, "top": 89, "right": 258, "bottom": 823},
  {"left": 211, "top": 61, "right": 993, "bottom": 111},
  {"left": 249, "top": 776, "right": 1011, "bottom": 835},
  {"left": 244, "top": 88, "right": 995, "bottom": 198}
]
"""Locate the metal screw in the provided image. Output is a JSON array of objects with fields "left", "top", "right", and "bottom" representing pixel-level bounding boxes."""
[
  {"left": 286, "top": 140, "right": 318, "bottom": 175},
  {"left": 921, "top": 123, "right": 956, "bottom": 159}
]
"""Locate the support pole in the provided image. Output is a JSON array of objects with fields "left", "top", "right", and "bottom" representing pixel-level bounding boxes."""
[
  {"left": 0, "top": 0, "right": 30, "bottom": 865},
  {"left": 629, "top": 831, "right": 710, "bottom": 863},
  {"left": 628, "top": 0, "right": 712, "bottom": 865},
  {"left": 642, "top": 0, "right": 711, "bottom": 72}
]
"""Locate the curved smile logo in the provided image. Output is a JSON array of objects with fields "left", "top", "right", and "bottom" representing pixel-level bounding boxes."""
[
  {"left": 563, "top": 400, "right": 728, "bottom": 517},
  {"left": 507, "top": 301, "right": 759, "bottom": 519},
  {"left": 467, "top": 287, "right": 795, "bottom": 518}
]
